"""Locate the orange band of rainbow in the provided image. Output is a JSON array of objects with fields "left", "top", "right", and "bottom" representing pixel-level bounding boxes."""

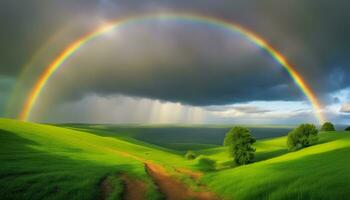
[{"left": 19, "top": 12, "right": 326, "bottom": 123}]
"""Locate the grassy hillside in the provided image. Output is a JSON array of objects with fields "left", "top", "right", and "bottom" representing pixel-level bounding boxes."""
[
  {"left": 2, "top": 118, "right": 350, "bottom": 200},
  {"left": 0, "top": 118, "right": 190, "bottom": 200},
  {"left": 60, "top": 124, "right": 292, "bottom": 150},
  {"left": 200, "top": 131, "right": 350, "bottom": 200},
  {"left": 197, "top": 136, "right": 288, "bottom": 168}
]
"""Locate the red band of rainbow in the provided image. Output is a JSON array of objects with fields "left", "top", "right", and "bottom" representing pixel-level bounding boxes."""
[{"left": 19, "top": 13, "right": 326, "bottom": 123}]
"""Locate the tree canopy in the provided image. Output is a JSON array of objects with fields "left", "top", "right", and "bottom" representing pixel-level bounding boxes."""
[
  {"left": 287, "top": 124, "right": 318, "bottom": 151},
  {"left": 320, "top": 122, "right": 336, "bottom": 131},
  {"left": 224, "top": 126, "right": 256, "bottom": 165}
]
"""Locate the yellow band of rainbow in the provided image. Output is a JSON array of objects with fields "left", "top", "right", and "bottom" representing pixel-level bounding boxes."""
[{"left": 19, "top": 12, "right": 326, "bottom": 123}]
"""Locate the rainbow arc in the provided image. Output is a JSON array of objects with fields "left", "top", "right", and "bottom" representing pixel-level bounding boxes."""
[{"left": 18, "top": 12, "right": 326, "bottom": 123}]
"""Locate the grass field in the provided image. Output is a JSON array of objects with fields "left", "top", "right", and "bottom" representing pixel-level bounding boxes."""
[
  {"left": 1, "top": 118, "right": 350, "bottom": 200},
  {"left": 200, "top": 131, "right": 350, "bottom": 200},
  {"left": 59, "top": 124, "right": 293, "bottom": 150},
  {"left": 0, "top": 119, "right": 188, "bottom": 200}
]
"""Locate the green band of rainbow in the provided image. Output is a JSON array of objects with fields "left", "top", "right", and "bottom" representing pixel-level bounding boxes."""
[{"left": 19, "top": 12, "right": 326, "bottom": 123}]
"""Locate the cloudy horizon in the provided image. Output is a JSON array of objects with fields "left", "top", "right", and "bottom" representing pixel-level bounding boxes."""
[{"left": 1, "top": 0, "right": 349, "bottom": 124}]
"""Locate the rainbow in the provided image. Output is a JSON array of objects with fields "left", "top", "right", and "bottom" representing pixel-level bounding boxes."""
[{"left": 19, "top": 12, "right": 326, "bottom": 123}]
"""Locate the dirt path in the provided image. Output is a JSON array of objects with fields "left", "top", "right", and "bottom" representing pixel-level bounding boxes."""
[
  {"left": 103, "top": 149, "right": 220, "bottom": 200},
  {"left": 99, "top": 174, "right": 147, "bottom": 200},
  {"left": 145, "top": 162, "right": 220, "bottom": 200},
  {"left": 99, "top": 176, "right": 113, "bottom": 200},
  {"left": 120, "top": 174, "right": 147, "bottom": 200}
]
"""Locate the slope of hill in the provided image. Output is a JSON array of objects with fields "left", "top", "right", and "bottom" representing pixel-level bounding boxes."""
[
  {"left": 0, "top": 118, "right": 193, "bottom": 200},
  {"left": 200, "top": 131, "right": 350, "bottom": 200},
  {"left": 2, "top": 118, "right": 350, "bottom": 200},
  {"left": 59, "top": 124, "right": 292, "bottom": 151}
]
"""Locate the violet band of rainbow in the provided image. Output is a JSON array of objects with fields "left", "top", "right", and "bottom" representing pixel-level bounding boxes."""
[{"left": 19, "top": 12, "right": 326, "bottom": 123}]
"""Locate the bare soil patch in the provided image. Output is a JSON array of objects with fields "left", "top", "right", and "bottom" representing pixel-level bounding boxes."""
[
  {"left": 120, "top": 174, "right": 147, "bottom": 200},
  {"left": 146, "top": 163, "right": 220, "bottom": 200}
]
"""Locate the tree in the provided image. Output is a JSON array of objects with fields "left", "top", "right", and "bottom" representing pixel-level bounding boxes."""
[
  {"left": 197, "top": 156, "right": 216, "bottom": 171},
  {"left": 224, "top": 126, "right": 256, "bottom": 165},
  {"left": 320, "top": 122, "right": 336, "bottom": 131},
  {"left": 287, "top": 124, "right": 318, "bottom": 151},
  {"left": 184, "top": 150, "right": 197, "bottom": 160},
  {"left": 345, "top": 127, "right": 350, "bottom": 131}
]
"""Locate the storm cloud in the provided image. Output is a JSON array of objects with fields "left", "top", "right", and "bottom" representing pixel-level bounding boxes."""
[{"left": 1, "top": 0, "right": 350, "bottom": 123}]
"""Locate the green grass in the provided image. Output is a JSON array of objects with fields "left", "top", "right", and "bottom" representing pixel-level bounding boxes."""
[
  {"left": 200, "top": 131, "right": 350, "bottom": 200},
  {"left": 0, "top": 118, "right": 187, "bottom": 199},
  {"left": 60, "top": 124, "right": 292, "bottom": 149},
  {"left": 2, "top": 118, "right": 350, "bottom": 200}
]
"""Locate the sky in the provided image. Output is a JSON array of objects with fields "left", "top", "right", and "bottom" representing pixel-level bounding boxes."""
[{"left": 0, "top": 0, "right": 350, "bottom": 124}]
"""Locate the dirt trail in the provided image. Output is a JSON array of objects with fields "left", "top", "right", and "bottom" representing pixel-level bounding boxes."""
[
  {"left": 99, "top": 176, "right": 113, "bottom": 200},
  {"left": 99, "top": 174, "right": 147, "bottom": 200},
  {"left": 104, "top": 149, "right": 220, "bottom": 200},
  {"left": 145, "top": 162, "right": 220, "bottom": 200},
  {"left": 174, "top": 168, "right": 202, "bottom": 181},
  {"left": 120, "top": 174, "right": 147, "bottom": 200}
]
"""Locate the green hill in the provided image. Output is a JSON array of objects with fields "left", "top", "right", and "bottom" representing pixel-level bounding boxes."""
[
  {"left": 1, "top": 118, "right": 350, "bottom": 200},
  {"left": 200, "top": 131, "right": 350, "bottom": 200},
  {"left": 0, "top": 118, "right": 189, "bottom": 200},
  {"left": 59, "top": 124, "right": 292, "bottom": 149}
]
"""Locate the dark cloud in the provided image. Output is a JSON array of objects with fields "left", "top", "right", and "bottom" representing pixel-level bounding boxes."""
[
  {"left": 33, "top": 20, "right": 303, "bottom": 109},
  {"left": 1, "top": 0, "right": 350, "bottom": 119}
]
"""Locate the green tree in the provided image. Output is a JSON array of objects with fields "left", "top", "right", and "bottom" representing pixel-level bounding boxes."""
[
  {"left": 320, "top": 122, "right": 336, "bottom": 131},
  {"left": 224, "top": 126, "right": 256, "bottom": 165},
  {"left": 197, "top": 156, "right": 216, "bottom": 171},
  {"left": 345, "top": 127, "right": 350, "bottom": 131},
  {"left": 287, "top": 124, "right": 318, "bottom": 151},
  {"left": 184, "top": 150, "right": 197, "bottom": 160}
]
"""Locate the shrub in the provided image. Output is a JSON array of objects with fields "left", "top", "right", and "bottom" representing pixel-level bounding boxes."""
[
  {"left": 184, "top": 150, "right": 197, "bottom": 160},
  {"left": 320, "top": 122, "right": 336, "bottom": 131},
  {"left": 287, "top": 124, "right": 318, "bottom": 151},
  {"left": 197, "top": 156, "right": 216, "bottom": 171},
  {"left": 345, "top": 127, "right": 350, "bottom": 131},
  {"left": 224, "top": 126, "right": 256, "bottom": 165}
]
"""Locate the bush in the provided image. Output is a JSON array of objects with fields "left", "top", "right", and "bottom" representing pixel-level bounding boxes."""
[
  {"left": 287, "top": 124, "right": 318, "bottom": 151},
  {"left": 320, "top": 122, "right": 336, "bottom": 131},
  {"left": 224, "top": 126, "right": 256, "bottom": 165},
  {"left": 184, "top": 150, "right": 197, "bottom": 160},
  {"left": 345, "top": 127, "right": 350, "bottom": 131},
  {"left": 197, "top": 156, "right": 216, "bottom": 171}
]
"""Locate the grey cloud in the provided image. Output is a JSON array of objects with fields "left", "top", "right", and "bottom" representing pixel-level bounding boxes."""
[
  {"left": 33, "top": 20, "right": 302, "bottom": 110},
  {"left": 2, "top": 0, "right": 350, "bottom": 121}
]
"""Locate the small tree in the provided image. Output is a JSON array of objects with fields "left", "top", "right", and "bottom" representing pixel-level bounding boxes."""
[
  {"left": 197, "top": 156, "right": 216, "bottom": 171},
  {"left": 345, "top": 127, "right": 350, "bottom": 131},
  {"left": 320, "top": 122, "right": 336, "bottom": 131},
  {"left": 185, "top": 150, "right": 197, "bottom": 160},
  {"left": 224, "top": 126, "right": 256, "bottom": 165},
  {"left": 287, "top": 124, "right": 318, "bottom": 151}
]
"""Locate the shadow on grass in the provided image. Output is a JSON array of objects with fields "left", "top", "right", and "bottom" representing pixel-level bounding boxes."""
[
  {"left": 0, "top": 129, "right": 139, "bottom": 200},
  {"left": 255, "top": 146, "right": 350, "bottom": 200},
  {"left": 254, "top": 149, "right": 289, "bottom": 162}
]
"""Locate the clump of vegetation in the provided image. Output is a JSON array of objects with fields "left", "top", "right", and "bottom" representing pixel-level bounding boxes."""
[
  {"left": 197, "top": 156, "right": 216, "bottom": 171},
  {"left": 345, "top": 127, "right": 350, "bottom": 131},
  {"left": 287, "top": 124, "right": 318, "bottom": 151},
  {"left": 320, "top": 122, "right": 336, "bottom": 131},
  {"left": 184, "top": 150, "right": 197, "bottom": 160},
  {"left": 224, "top": 126, "right": 256, "bottom": 165}
]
